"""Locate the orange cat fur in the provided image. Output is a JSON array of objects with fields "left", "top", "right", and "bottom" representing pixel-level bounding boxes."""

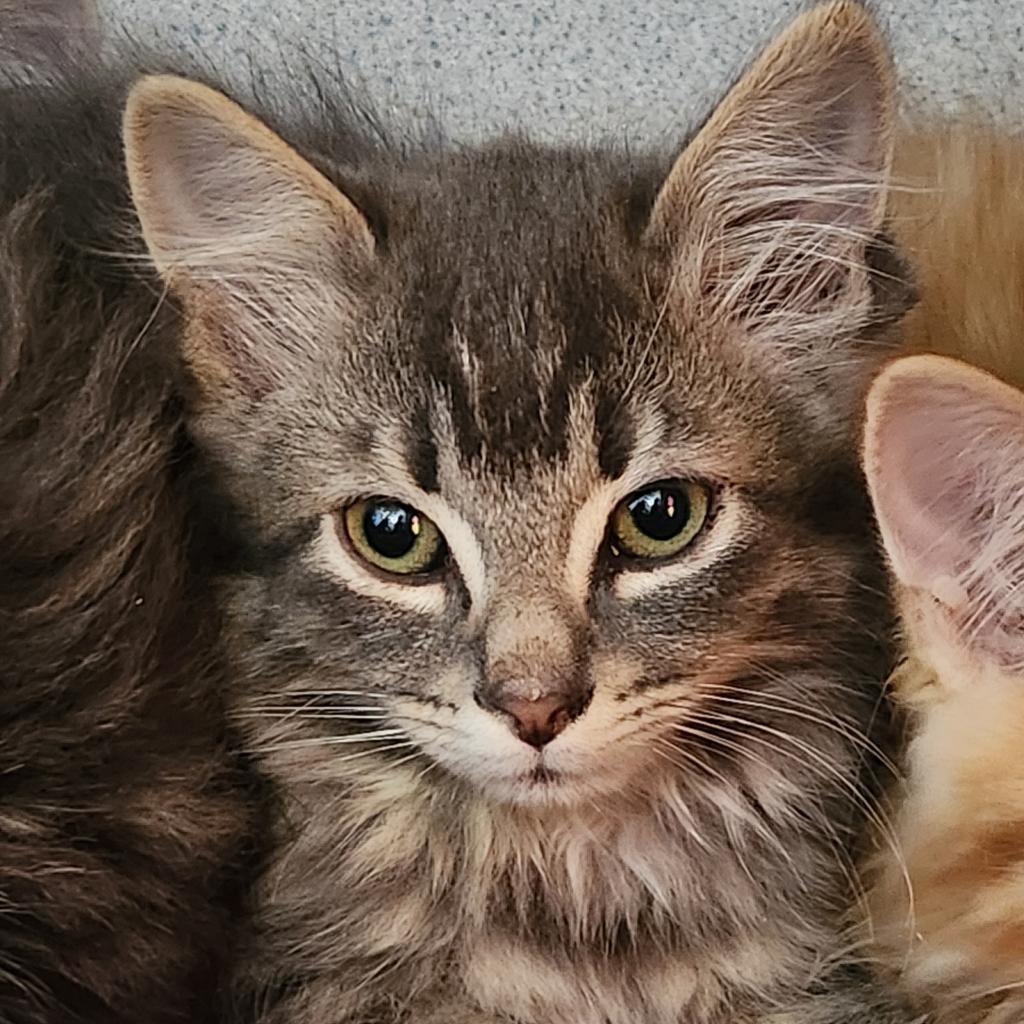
[
  {"left": 892, "top": 123, "right": 1024, "bottom": 389},
  {"left": 864, "top": 126, "right": 1024, "bottom": 1023}
]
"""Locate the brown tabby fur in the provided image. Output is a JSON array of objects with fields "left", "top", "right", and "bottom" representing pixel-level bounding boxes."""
[
  {"left": 121, "top": 4, "right": 921, "bottom": 1023},
  {"left": 0, "top": 18, "right": 259, "bottom": 1024},
  {"left": 0, "top": 201, "right": 258, "bottom": 1023}
]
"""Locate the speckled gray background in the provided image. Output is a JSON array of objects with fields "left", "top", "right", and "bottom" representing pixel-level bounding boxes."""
[{"left": 98, "top": 1, "right": 1024, "bottom": 141}]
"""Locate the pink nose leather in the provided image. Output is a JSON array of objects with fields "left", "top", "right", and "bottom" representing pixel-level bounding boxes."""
[{"left": 494, "top": 694, "right": 574, "bottom": 749}]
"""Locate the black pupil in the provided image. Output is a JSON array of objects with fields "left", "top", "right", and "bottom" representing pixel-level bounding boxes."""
[
  {"left": 364, "top": 502, "right": 420, "bottom": 560},
  {"left": 627, "top": 487, "right": 689, "bottom": 541}
]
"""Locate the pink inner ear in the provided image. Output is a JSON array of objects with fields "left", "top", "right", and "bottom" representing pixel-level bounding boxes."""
[
  {"left": 869, "top": 374, "right": 999, "bottom": 589},
  {"left": 866, "top": 358, "right": 1024, "bottom": 665}
]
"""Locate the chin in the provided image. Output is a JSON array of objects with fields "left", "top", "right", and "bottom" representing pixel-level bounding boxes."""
[
  {"left": 481, "top": 764, "right": 595, "bottom": 808},
  {"left": 455, "top": 747, "right": 655, "bottom": 809}
]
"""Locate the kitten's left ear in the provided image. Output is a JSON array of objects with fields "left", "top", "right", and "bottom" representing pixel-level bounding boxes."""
[
  {"left": 865, "top": 355, "right": 1024, "bottom": 671},
  {"left": 647, "top": 1, "right": 903, "bottom": 350},
  {"left": 124, "top": 75, "right": 374, "bottom": 401}
]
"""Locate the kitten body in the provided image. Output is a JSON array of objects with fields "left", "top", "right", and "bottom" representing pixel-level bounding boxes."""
[
  {"left": 0, "top": 53, "right": 256, "bottom": 1024},
  {"left": 891, "top": 123, "right": 1024, "bottom": 390},
  {"left": 120, "top": 5, "right": 915, "bottom": 1022}
]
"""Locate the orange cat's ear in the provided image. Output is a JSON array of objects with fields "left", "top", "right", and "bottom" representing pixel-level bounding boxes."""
[
  {"left": 124, "top": 75, "right": 374, "bottom": 400},
  {"left": 864, "top": 354, "right": 1024, "bottom": 670},
  {"left": 646, "top": 0, "right": 897, "bottom": 349}
]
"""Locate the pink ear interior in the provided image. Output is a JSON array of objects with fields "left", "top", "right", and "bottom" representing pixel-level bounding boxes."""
[{"left": 864, "top": 355, "right": 1024, "bottom": 667}]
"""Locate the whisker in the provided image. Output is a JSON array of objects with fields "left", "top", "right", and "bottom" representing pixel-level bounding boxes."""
[
  {"left": 678, "top": 707, "right": 912, "bottom": 926},
  {"left": 253, "top": 730, "right": 406, "bottom": 754},
  {"left": 687, "top": 707, "right": 896, "bottom": 836},
  {"left": 238, "top": 709, "right": 390, "bottom": 720},
  {"left": 249, "top": 689, "right": 389, "bottom": 702},
  {"left": 655, "top": 724, "right": 796, "bottom": 867},
  {"left": 701, "top": 684, "right": 903, "bottom": 782}
]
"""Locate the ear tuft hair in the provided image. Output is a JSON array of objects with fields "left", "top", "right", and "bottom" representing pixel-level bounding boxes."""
[{"left": 647, "top": 0, "right": 896, "bottom": 355}]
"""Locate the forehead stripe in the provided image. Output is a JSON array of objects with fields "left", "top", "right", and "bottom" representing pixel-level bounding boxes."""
[
  {"left": 407, "top": 403, "right": 440, "bottom": 494},
  {"left": 595, "top": 388, "right": 635, "bottom": 480}
]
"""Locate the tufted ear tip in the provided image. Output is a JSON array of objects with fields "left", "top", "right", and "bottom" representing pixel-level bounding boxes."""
[
  {"left": 124, "top": 74, "right": 373, "bottom": 278},
  {"left": 648, "top": 0, "right": 893, "bottom": 236},
  {"left": 644, "top": 0, "right": 897, "bottom": 383}
]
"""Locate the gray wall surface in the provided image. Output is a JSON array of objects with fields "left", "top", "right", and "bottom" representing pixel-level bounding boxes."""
[{"left": 99, "top": 1, "right": 1024, "bottom": 141}]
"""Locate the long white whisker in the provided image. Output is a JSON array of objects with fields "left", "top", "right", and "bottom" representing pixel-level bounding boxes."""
[{"left": 253, "top": 730, "right": 406, "bottom": 754}]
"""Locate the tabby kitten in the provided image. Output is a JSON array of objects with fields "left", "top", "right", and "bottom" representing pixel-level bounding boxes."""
[
  {"left": 864, "top": 355, "right": 1024, "bottom": 1024},
  {"left": 0, "top": 7, "right": 256, "bottom": 1024},
  {"left": 115, "top": 2, "right": 923, "bottom": 1020}
]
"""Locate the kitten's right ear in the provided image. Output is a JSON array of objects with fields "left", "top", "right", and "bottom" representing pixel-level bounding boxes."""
[
  {"left": 124, "top": 75, "right": 374, "bottom": 400},
  {"left": 646, "top": 1, "right": 899, "bottom": 357},
  {"left": 864, "top": 355, "right": 1024, "bottom": 671}
]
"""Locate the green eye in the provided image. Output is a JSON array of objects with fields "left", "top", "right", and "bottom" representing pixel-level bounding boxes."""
[
  {"left": 610, "top": 481, "right": 710, "bottom": 560},
  {"left": 342, "top": 498, "right": 446, "bottom": 577}
]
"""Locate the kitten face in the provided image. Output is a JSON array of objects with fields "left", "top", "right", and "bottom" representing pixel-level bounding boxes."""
[
  {"left": 125, "top": 3, "right": 906, "bottom": 810},
  {"left": 201, "top": 242, "right": 870, "bottom": 807}
]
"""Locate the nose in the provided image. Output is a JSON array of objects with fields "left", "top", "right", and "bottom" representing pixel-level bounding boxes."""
[{"left": 476, "top": 689, "right": 587, "bottom": 749}]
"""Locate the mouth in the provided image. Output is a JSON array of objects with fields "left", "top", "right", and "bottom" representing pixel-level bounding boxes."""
[
  {"left": 523, "top": 762, "right": 559, "bottom": 786},
  {"left": 496, "top": 762, "right": 579, "bottom": 807},
  {"left": 480, "top": 748, "right": 647, "bottom": 808}
]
